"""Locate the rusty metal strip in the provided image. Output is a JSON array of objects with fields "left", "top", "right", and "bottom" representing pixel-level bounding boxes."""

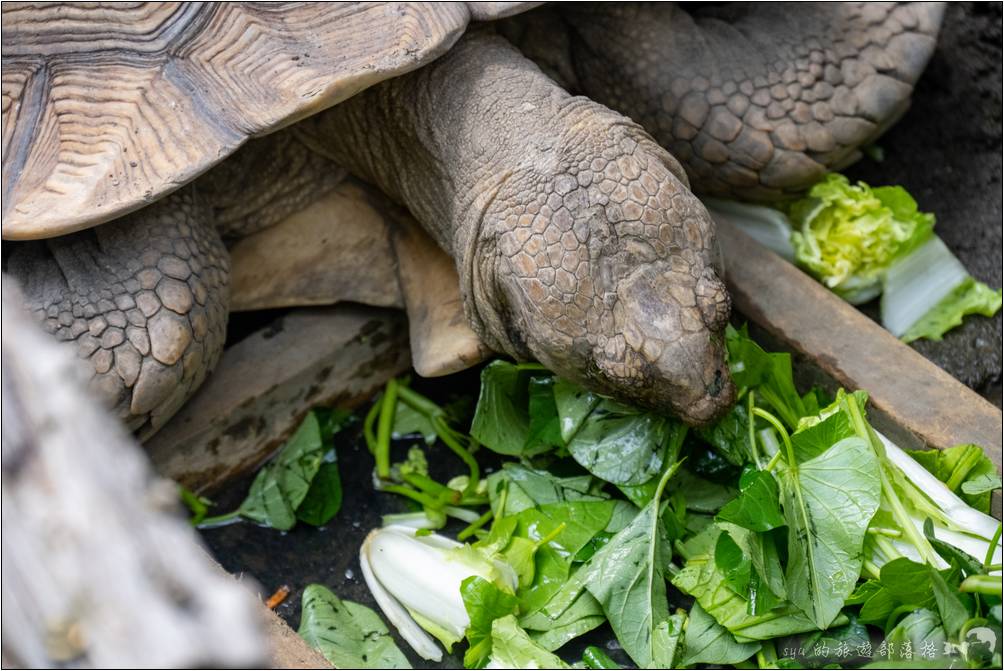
[{"left": 718, "top": 222, "right": 1003, "bottom": 477}]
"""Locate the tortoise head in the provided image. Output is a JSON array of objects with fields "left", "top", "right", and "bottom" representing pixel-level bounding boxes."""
[{"left": 476, "top": 121, "right": 735, "bottom": 426}]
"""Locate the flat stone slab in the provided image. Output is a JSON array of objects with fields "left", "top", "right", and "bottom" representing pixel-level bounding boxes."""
[{"left": 145, "top": 306, "right": 410, "bottom": 492}]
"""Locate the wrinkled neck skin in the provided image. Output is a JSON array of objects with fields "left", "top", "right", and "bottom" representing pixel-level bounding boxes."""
[{"left": 299, "top": 31, "right": 734, "bottom": 425}]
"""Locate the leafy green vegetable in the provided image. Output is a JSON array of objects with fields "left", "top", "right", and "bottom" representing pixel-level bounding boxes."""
[
  {"left": 681, "top": 602, "right": 760, "bottom": 666},
  {"left": 673, "top": 528, "right": 827, "bottom": 642},
  {"left": 884, "top": 608, "right": 947, "bottom": 663},
  {"left": 573, "top": 463, "right": 681, "bottom": 667},
  {"left": 553, "top": 378, "right": 600, "bottom": 442},
  {"left": 461, "top": 576, "right": 518, "bottom": 668},
  {"left": 470, "top": 361, "right": 537, "bottom": 456},
  {"left": 525, "top": 376, "right": 565, "bottom": 455},
  {"left": 908, "top": 444, "right": 1002, "bottom": 514},
  {"left": 778, "top": 436, "right": 881, "bottom": 629},
  {"left": 565, "top": 399, "right": 676, "bottom": 486},
  {"left": 716, "top": 469, "right": 785, "bottom": 532},
  {"left": 238, "top": 412, "right": 326, "bottom": 530},
  {"left": 725, "top": 325, "right": 806, "bottom": 428},
  {"left": 298, "top": 584, "right": 410, "bottom": 668},
  {"left": 487, "top": 463, "right": 602, "bottom": 517},
  {"left": 521, "top": 591, "right": 606, "bottom": 652},
  {"left": 788, "top": 174, "right": 935, "bottom": 303},
  {"left": 392, "top": 400, "right": 438, "bottom": 445},
  {"left": 488, "top": 615, "right": 570, "bottom": 669},
  {"left": 901, "top": 276, "right": 1002, "bottom": 344},
  {"left": 296, "top": 457, "right": 343, "bottom": 526}
]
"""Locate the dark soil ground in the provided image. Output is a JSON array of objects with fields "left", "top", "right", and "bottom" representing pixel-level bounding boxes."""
[
  {"left": 845, "top": 2, "right": 1002, "bottom": 406},
  {"left": 202, "top": 4, "right": 1003, "bottom": 668}
]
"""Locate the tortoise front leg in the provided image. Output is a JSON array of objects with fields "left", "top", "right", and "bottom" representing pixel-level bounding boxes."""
[
  {"left": 561, "top": 2, "right": 945, "bottom": 200},
  {"left": 297, "top": 31, "right": 734, "bottom": 425},
  {"left": 5, "top": 190, "right": 229, "bottom": 439}
]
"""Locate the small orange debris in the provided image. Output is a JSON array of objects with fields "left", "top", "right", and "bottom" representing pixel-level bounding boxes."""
[{"left": 265, "top": 584, "right": 291, "bottom": 609}]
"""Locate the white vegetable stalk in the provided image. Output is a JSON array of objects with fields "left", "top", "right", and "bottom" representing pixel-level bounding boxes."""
[
  {"left": 360, "top": 525, "right": 517, "bottom": 661},
  {"left": 872, "top": 431, "right": 1002, "bottom": 573},
  {"left": 703, "top": 197, "right": 796, "bottom": 261},
  {"left": 880, "top": 236, "right": 970, "bottom": 337}
]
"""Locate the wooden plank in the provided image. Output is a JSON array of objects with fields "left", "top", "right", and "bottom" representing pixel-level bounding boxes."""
[
  {"left": 145, "top": 305, "right": 411, "bottom": 492},
  {"left": 718, "top": 222, "right": 1003, "bottom": 475}
]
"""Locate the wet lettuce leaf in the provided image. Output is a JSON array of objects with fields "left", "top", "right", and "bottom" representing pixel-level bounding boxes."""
[{"left": 788, "top": 174, "right": 935, "bottom": 303}]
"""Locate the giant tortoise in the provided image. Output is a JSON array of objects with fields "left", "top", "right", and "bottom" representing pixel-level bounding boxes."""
[{"left": 1, "top": 2, "right": 944, "bottom": 436}]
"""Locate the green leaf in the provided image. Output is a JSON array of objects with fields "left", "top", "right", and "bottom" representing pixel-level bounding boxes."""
[
  {"left": 391, "top": 400, "right": 437, "bottom": 445},
  {"left": 565, "top": 399, "right": 676, "bottom": 486},
  {"left": 461, "top": 576, "right": 518, "bottom": 669},
  {"left": 574, "top": 467, "right": 680, "bottom": 667},
  {"left": 296, "top": 459, "right": 342, "bottom": 526},
  {"left": 907, "top": 444, "right": 1001, "bottom": 513},
  {"left": 902, "top": 277, "right": 1002, "bottom": 343},
  {"left": 928, "top": 565, "right": 969, "bottom": 639},
  {"left": 673, "top": 528, "right": 823, "bottom": 642},
  {"left": 725, "top": 325, "right": 806, "bottom": 427},
  {"left": 779, "top": 436, "right": 881, "bottom": 629},
  {"left": 471, "top": 361, "right": 534, "bottom": 456},
  {"left": 858, "top": 558, "right": 936, "bottom": 627},
  {"left": 884, "top": 609, "right": 947, "bottom": 663},
  {"left": 518, "top": 501, "right": 616, "bottom": 558},
  {"left": 486, "top": 463, "right": 602, "bottom": 517},
  {"left": 298, "top": 584, "right": 410, "bottom": 669},
  {"left": 696, "top": 402, "right": 757, "bottom": 466},
  {"left": 681, "top": 602, "right": 760, "bottom": 666},
  {"left": 716, "top": 469, "right": 786, "bottom": 532},
  {"left": 652, "top": 612, "right": 686, "bottom": 668},
  {"left": 774, "top": 616, "right": 871, "bottom": 669},
  {"left": 238, "top": 412, "right": 325, "bottom": 530},
  {"left": 720, "top": 522, "right": 787, "bottom": 605},
  {"left": 488, "top": 615, "right": 570, "bottom": 669},
  {"left": 715, "top": 532, "right": 753, "bottom": 596},
  {"left": 790, "top": 404, "right": 857, "bottom": 462},
  {"left": 524, "top": 376, "right": 565, "bottom": 455},
  {"left": 552, "top": 378, "right": 600, "bottom": 442},
  {"left": 522, "top": 591, "right": 605, "bottom": 652}
]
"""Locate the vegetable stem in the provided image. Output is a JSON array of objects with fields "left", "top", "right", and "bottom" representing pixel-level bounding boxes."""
[
  {"left": 747, "top": 391, "right": 762, "bottom": 469},
  {"left": 363, "top": 398, "right": 381, "bottom": 455},
  {"left": 752, "top": 408, "right": 794, "bottom": 466},
  {"left": 381, "top": 484, "right": 440, "bottom": 509},
  {"left": 985, "top": 523, "right": 1003, "bottom": 569},
  {"left": 375, "top": 379, "right": 399, "bottom": 479},
  {"left": 196, "top": 510, "right": 241, "bottom": 529},
  {"left": 959, "top": 574, "right": 1002, "bottom": 596},
  {"left": 433, "top": 416, "right": 480, "bottom": 497},
  {"left": 583, "top": 646, "right": 621, "bottom": 669},
  {"left": 764, "top": 450, "right": 783, "bottom": 473},
  {"left": 457, "top": 507, "right": 494, "bottom": 541},
  {"left": 844, "top": 395, "right": 940, "bottom": 566}
]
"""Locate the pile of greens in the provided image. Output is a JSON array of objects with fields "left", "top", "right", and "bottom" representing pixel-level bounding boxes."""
[
  {"left": 326, "top": 326, "right": 1001, "bottom": 669},
  {"left": 704, "top": 174, "right": 1002, "bottom": 342}
]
